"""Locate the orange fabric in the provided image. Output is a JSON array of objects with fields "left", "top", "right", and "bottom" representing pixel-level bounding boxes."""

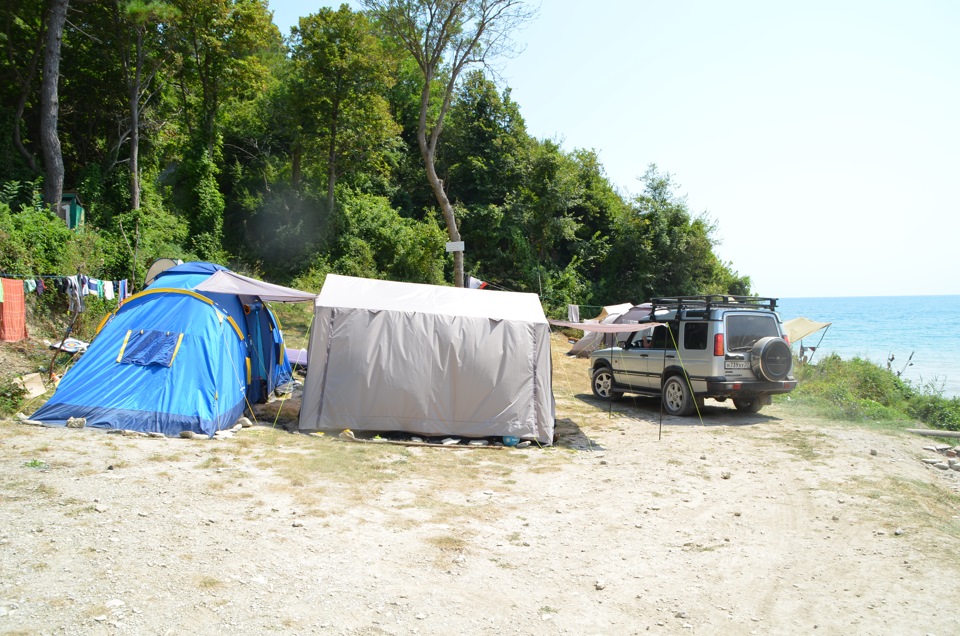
[{"left": 0, "top": 278, "right": 28, "bottom": 342}]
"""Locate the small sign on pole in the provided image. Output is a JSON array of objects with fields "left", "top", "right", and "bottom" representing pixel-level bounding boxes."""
[{"left": 445, "top": 241, "right": 465, "bottom": 253}]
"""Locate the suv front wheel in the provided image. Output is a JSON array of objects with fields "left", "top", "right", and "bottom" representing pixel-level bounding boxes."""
[
  {"left": 662, "top": 375, "right": 695, "bottom": 416},
  {"left": 591, "top": 366, "right": 623, "bottom": 400}
]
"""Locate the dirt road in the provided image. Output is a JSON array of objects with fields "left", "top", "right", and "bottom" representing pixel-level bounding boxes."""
[{"left": 3, "top": 393, "right": 959, "bottom": 635}]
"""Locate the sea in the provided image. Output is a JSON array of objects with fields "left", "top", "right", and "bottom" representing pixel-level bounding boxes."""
[{"left": 776, "top": 296, "right": 960, "bottom": 398}]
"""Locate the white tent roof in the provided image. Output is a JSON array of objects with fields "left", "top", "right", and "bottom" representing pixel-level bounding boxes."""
[
  {"left": 194, "top": 270, "right": 316, "bottom": 303},
  {"left": 316, "top": 274, "right": 547, "bottom": 323},
  {"left": 591, "top": 302, "right": 633, "bottom": 322}
]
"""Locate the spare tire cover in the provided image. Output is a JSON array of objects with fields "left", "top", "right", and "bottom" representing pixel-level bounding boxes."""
[{"left": 750, "top": 336, "right": 792, "bottom": 382}]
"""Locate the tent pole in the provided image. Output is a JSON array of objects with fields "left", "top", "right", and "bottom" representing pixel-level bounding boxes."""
[{"left": 807, "top": 326, "right": 829, "bottom": 364}]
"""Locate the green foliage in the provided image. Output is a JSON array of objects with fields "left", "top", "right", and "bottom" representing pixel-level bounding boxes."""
[
  {"left": 790, "top": 353, "right": 959, "bottom": 432},
  {"left": 599, "top": 165, "right": 750, "bottom": 303},
  {"left": 442, "top": 71, "right": 528, "bottom": 207},
  {"left": 108, "top": 198, "right": 193, "bottom": 286},
  {"left": 907, "top": 394, "right": 960, "bottom": 431},
  {"left": 332, "top": 191, "right": 445, "bottom": 284},
  {"left": 794, "top": 354, "right": 914, "bottom": 405},
  {"left": 0, "top": 377, "right": 27, "bottom": 417},
  {"left": 175, "top": 136, "right": 227, "bottom": 262},
  {"left": 290, "top": 5, "right": 399, "bottom": 206},
  {"left": 0, "top": 199, "right": 105, "bottom": 276},
  {"left": 0, "top": 0, "right": 755, "bottom": 349}
]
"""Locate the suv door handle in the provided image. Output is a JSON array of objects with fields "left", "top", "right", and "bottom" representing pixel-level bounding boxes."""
[{"left": 665, "top": 354, "right": 675, "bottom": 359}]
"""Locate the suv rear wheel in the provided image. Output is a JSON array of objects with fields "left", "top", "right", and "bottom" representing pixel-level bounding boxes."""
[
  {"left": 591, "top": 366, "right": 623, "bottom": 400},
  {"left": 662, "top": 375, "right": 694, "bottom": 416},
  {"left": 733, "top": 398, "right": 763, "bottom": 413}
]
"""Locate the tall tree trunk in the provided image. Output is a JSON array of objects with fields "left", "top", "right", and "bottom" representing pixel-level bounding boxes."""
[
  {"left": 291, "top": 143, "right": 302, "bottom": 188},
  {"left": 13, "top": 41, "right": 43, "bottom": 174},
  {"left": 422, "top": 142, "right": 463, "bottom": 288},
  {"left": 417, "top": 81, "right": 463, "bottom": 287},
  {"left": 14, "top": 84, "right": 39, "bottom": 173},
  {"left": 40, "top": 0, "right": 69, "bottom": 214},
  {"left": 326, "top": 114, "right": 338, "bottom": 223},
  {"left": 129, "top": 30, "right": 143, "bottom": 210}
]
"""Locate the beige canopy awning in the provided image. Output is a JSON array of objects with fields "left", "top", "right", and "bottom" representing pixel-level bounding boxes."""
[
  {"left": 549, "top": 320, "right": 666, "bottom": 333},
  {"left": 783, "top": 317, "right": 831, "bottom": 343}
]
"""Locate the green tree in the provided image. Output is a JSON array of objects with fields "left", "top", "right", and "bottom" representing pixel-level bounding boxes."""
[
  {"left": 117, "top": 0, "right": 179, "bottom": 210},
  {"left": 441, "top": 70, "right": 527, "bottom": 207},
  {"left": 290, "top": 5, "right": 398, "bottom": 216},
  {"left": 332, "top": 191, "right": 446, "bottom": 284},
  {"left": 360, "top": 0, "right": 535, "bottom": 287},
  {"left": 168, "top": 0, "right": 281, "bottom": 259},
  {"left": 600, "top": 165, "right": 751, "bottom": 303},
  {"left": 0, "top": 0, "right": 46, "bottom": 175}
]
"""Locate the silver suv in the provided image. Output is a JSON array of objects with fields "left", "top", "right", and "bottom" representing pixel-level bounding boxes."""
[{"left": 589, "top": 296, "right": 796, "bottom": 415}]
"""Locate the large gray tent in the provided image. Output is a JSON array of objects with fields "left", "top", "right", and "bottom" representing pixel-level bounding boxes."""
[{"left": 298, "top": 275, "right": 556, "bottom": 444}]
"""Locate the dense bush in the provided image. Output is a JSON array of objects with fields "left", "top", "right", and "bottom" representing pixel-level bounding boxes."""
[
  {"left": 791, "top": 353, "right": 958, "bottom": 432},
  {"left": 907, "top": 395, "right": 960, "bottom": 431},
  {"left": 0, "top": 377, "right": 27, "bottom": 416}
]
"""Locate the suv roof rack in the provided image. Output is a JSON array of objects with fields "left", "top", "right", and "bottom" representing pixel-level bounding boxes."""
[{"left": 650, "top": 295, "right": 778, "bottom": 316}]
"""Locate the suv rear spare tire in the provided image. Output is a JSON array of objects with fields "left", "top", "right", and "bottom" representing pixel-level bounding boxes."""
[{"left": 751, "top": 337, "right": 792, "bottom": 382}]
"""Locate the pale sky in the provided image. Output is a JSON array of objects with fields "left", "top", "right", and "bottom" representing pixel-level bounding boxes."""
[{"left": 270, "top": 0, "right": 959, "bottom": 298}]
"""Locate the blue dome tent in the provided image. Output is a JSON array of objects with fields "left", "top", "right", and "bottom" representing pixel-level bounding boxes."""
[{"left": 32, "top": 262, "right": 315, "bottom": 437}]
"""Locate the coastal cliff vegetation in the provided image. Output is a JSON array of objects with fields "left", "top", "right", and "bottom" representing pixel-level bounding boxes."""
[{"left": 2, "top": 1, "right": 956, "bottom": 432}]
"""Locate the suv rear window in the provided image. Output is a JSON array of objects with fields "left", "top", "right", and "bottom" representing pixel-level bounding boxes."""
[{"left": 724, "top": 314, "right": 780, "bottom": 352}]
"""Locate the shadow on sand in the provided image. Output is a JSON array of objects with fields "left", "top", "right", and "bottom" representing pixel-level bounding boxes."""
[
  {"left": 552, "top": 416, "right": 607, "bottom": 451},
  {"left": 573, "top": 392, "right": 781, "bottom": 428}
]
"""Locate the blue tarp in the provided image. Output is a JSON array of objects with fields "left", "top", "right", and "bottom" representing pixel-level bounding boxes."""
[{"left": 32, "top": 262, "right": 304, "bottom": 437}]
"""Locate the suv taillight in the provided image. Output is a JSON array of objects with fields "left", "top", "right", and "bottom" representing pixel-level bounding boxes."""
[
  {"left": 783, "top": 334, "right": 790, "bottom": 345},
  {"left": 714, "top": 333, "right": 724, "bottom": 356}
]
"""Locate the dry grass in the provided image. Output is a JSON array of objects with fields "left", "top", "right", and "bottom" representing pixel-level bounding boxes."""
[
  {"left": 843, "top": 474, "right": 960, "bottom": 549},
  {"left": 426, "top": 534, "right": 468, "bottom": 552},
  {"left": 196, "top": 576, "right": 224, "bottom": 590},
  {"left": 766, "top": 427, "right": 829, "bottom": 461}
]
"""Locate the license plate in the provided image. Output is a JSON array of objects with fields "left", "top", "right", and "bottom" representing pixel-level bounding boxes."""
[{"left": 725, "top": 361, "right": 749, "bottom": 369}]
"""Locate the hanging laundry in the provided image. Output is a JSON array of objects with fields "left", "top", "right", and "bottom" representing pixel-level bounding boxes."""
[
  {"left": 66, "top": 276, "right": 84, "bottom": 314},
  {"left": 35, "top": 278, "right": 45, "bottom": 295},
  {"left": 87, "top": 278, "right": 101, "bottom": 296},
  {"left": 103, "top": 280, "right": 115, "bottom": 300},
  {"left": 0, "top": 278, "right": 28, "bottom": 342},
  {"left": 24, "top": 279, "right": 37, "bottom": 294}
]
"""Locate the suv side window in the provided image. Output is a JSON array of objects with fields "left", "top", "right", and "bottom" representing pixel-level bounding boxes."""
[
  {"left": 683, "top": 322, "right": 708, "bottom": 350},
  {"left": 650, "top": 324, "right": 677, "bottom": 350}
]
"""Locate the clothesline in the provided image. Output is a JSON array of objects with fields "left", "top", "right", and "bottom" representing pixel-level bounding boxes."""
[
  {"left": 0, "top": 274, "right": 133, "bottom": 307},
  {"left": 1, "top": 272, "right": 134, "bottom": 343},
  {"left": 1, "top": 272, "right": 80, "bottom": 279}
]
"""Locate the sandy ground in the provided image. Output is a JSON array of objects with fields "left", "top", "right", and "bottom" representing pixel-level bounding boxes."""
[{"left": 2, "top": 387, "right": 960, "bottom": 635}]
